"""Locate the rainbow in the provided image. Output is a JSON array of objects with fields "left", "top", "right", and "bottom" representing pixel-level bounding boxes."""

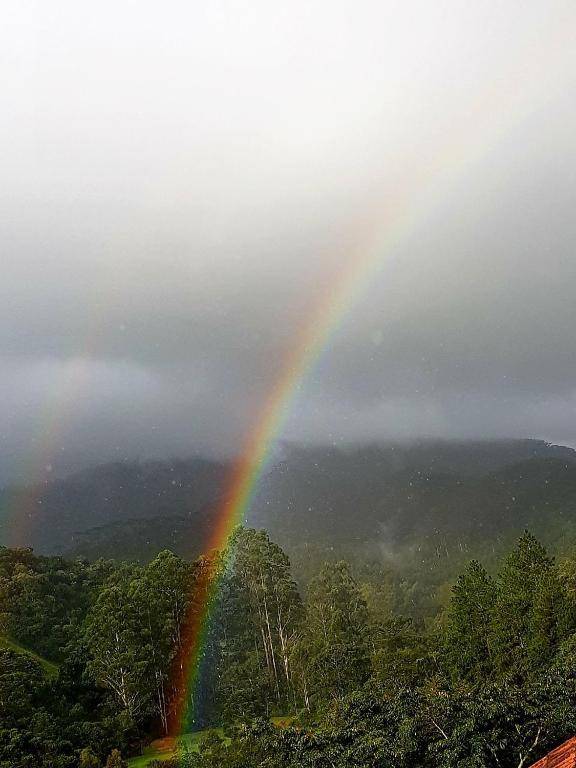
[
  {"left": 1, "top": 357, "right": 99, "bottom": 549},
  {"left": 167, "top": 220, "right": 410, "bottom": 733},
  {"left": 167, "top": 15, "right": 576, "bottom": 730}
]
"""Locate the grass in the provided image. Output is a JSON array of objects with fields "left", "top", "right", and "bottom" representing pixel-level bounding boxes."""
[
  {"left": 0, "top": 635, "right": 59, "bottom": 678},
  {"left": 127, "top": 716, "right": 296, "bottom": 767},
  {"left": 127, "top": 729, "right": 226, "bottom": 768}
]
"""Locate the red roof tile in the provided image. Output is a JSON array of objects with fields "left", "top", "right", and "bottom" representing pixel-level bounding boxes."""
[{"left": 529, "top": 737, "right": 576, "bottom": 768}]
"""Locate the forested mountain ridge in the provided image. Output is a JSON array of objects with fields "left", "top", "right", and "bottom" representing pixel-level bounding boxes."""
[
  {"left": 258, "top": 452, "right": 576, "bottom": 555},
  {"left": 0, "top": 457, "right": 229, "bottom": 557},
  {"left": 1, "top": 440, "right": 576, "bottom": 571}
]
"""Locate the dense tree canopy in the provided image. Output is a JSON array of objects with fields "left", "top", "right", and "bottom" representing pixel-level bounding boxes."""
[{"left": 3, "top": 528, "right": 576, "bottom": 767}]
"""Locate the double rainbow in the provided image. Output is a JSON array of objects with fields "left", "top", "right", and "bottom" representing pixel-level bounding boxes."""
[{"left": 0, "top": 9, "right": 571, "bottom": 738}]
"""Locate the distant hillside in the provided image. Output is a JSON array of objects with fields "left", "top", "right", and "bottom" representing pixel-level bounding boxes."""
[
  {"left": 251, "top": 443, "right": 576, "bottom": 579},
  {"left": 69, "top": 515, "right": 208, "bottom": 562},
  {"left": 1, "top": 440, "right": 576, "bottom": 570},
  {"left": 252, "top": 441, "right": 576, "bottom": 544},
  {"left": 0, "top": 458, "right": 229, "bottom": 558}
]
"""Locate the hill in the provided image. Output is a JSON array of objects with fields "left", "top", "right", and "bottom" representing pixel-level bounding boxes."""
[
  {"left": 2, "top": 439, "right": 576, "bottom": 574},
  {"left": 253, "top": 442, "right": 576, "bottom": 546},
  {"left": 0, "top": 457, "right": 229, "bottom": 558},
  {"left": 252, "top": 444, "right": 576, "bottom": 581}
]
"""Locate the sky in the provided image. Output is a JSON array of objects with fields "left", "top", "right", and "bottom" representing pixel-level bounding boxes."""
[{"left": 1, "top": 0, "right": 576, "bottom": 483}]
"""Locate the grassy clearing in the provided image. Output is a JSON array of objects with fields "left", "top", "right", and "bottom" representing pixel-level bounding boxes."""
[
  {"left": 127, "top": 729, "right": 226, "bottom": 768},
  {"left": 0, "top": 636, "right": 59, "bottom": 678},
  {"left": 127, "top": 717, "right": 296, "bottom": 767}
]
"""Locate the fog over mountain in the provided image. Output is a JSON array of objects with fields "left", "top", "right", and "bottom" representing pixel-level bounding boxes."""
[
  {"left": 2, "top": 0, "right": 576, "bottom": 483},
  {"left": 3, "top": 439, "right": 576, "bottom": 571}
]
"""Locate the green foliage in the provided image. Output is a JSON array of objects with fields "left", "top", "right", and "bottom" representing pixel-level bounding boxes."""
[
  {"left": 371, "top": 615, "right": 430, "bottom": 687},
  {"left": 84, "top": 565, "right": 154, "bottom": 719},
  {"left": 444, "top": 560, "right": 496, "bottom": 680},
  {"left": 4, "top": 528, "right": 576, "bottom": 767},
  {"left": 0, "top": 648, "right": 45, "bottom": 724},
  {"left": 0, "top": 547, "right": 113, "bottom": 661},
  {"left": 295, "top": 561, "right": 371, "bottom": 705},
  {"left": 105, "top": 749, "right": 126, "bottom": 768},
  {"left": 84, "top": 551, "right": 194, "bottom": 731},
  {"left": 490, "top": 531, "right": 575, "bottom": 678},
  {"left": 79, "top": 747, "right": 101, "bottom": 768},
  {"left": 0, "top": 635, "right": 59, "bottom": 677},
  {"left": 205, "top": 528, "right": 303, "bottom": 723}
]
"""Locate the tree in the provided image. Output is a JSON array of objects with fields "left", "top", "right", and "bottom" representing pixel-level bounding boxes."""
[
  {"left": 296, "top": 561, "right": 371, "bottom": 705},
  {"left": 79, "top": 747, "right": 101, "bottom": 768},
  {"left": 104, "top": 749, "right": 126, "bottom": 768},
  {"left": 371, "top": 615, "right": 430, "bottom": 687},
  {"left": 134, "top": 551, "right": 192, "bottom": 732},
  {"left": 84, "top": 566, "right": 154, "bottom": 719},
  {"left": 0, "top": 648, "right": 45, "bottom": 724},
  {"left": 216, "top": 528, "right": 303, "bottom": 717},
  {"left": 491, "top": 532, "right": 574, "bottom": 678},
  {"left": 444, "top": 560, "right": 496, "bottom": 681}
]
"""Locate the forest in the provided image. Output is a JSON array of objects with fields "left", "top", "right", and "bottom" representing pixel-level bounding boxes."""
[{"left": 3, "top": 526, "right": 576, "bottom": 767}]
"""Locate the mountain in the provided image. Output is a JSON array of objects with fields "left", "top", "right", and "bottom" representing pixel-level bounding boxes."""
[
  {"left": 251, "top": 441, "right": 576, "bottom": 578},
  {"left": 0, "top": 457, "right": 229, "bottom": 559},
  {"left": 1, "top": 439, "right": 576, "bottom": 569}
]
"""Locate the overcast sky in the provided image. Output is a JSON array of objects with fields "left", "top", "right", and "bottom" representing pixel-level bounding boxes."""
[{"left": 1, "top": 0, "right": 576, "bottom": 483}]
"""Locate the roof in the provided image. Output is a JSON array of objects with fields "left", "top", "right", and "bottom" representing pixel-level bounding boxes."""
[{"left": 529, "top": 737, "right": 576, "bottom": 768}]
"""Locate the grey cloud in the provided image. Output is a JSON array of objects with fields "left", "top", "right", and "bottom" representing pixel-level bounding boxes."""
[{"left": 1, "top": 0, "right": 576, "bottom": 482}]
